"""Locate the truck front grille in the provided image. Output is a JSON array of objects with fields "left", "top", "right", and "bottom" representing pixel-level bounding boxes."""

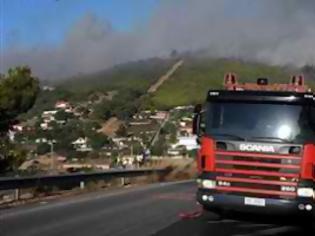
[{"left": 214, "top": 150, "right": 301, "bottom": 199}]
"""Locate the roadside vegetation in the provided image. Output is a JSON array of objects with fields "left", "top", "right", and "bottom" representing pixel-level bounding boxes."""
[
  {"left": 23, "top": 56, "right": 310, "bottom": 117},
  {"left": 0, "top": 67, "right": 39, "bottom": 172},
  {"left": 2, "top": 57, "right": 314, "bottom": 174}
]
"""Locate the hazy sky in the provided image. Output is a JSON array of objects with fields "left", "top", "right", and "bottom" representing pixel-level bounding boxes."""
[
  {"left": 1, "top": 0, "right": 158, "bottom": 48},
  {"left": 1, "top": 0, "right": 315, "bottom": 79}
]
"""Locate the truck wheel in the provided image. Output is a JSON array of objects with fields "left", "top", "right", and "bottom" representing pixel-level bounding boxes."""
[
  {"left": 304, "top": 222, "right": 315, "bottom": 234},
  {"left": 299, "top": 216, "right": 315, "bottom": 233}
]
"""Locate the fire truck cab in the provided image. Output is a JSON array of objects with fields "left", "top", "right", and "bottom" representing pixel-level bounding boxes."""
[{"left": 193, "top": 74, "right": 315, "bottom": 225}]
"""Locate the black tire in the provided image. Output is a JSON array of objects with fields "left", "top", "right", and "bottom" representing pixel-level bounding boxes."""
[
  {"left": 302, "top": 223, "right": 315, "bottom": 234},
  {"left": 298, "top": 215, "right": 315, "bottom": 234}
]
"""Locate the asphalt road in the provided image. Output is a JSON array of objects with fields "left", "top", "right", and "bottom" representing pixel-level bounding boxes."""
[{"left": 0, "top": 181, "right": 312, "bottom": 236}]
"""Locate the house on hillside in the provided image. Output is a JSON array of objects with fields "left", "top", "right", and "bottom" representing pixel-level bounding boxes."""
[
  {"left": 132, "top": 110, "right": 152, "bottom": 120},
  {"left": 41, "top": 110, "right": 58, "bottom": 130},
  {"left": 178, "top": 118, "right": 193, "bottom": 136},
  {"left": 35, "top": 138, "right": 48, "bottom": 144},
  {"left": 101, "top": 143, "right": 119, "bottom": 157},
  {"left": 150, "top": 111, "right": 169, "bottom": 121},
  {"left": 55, "top": 101, "right": 70, "bottom": 109},
  {"left": 42, "top": 86, "right": 55, "bottom": 91},
  {"left": 40, "top": 123, "right": 51, "bottom": 130},
  {"left": 42, "top": 110, "right": 57, "bottom": 122},
  {"left": 12, "top": 124, "right": 24, "bottom": 132},
  {"left": 172, "top": 105, "right": 194, "bottom": 111},
  {"left": 55, "top": 101, "right": 73, "bottom": 113},
  {"left": 42, "top": 110, "right": 58, "bottom": 117},
  {"left": 72, "top": 137, "right": 92, "bottom": 152}
]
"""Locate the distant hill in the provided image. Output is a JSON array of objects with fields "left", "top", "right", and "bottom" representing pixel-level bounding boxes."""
[
  {"left": 57, "top": 58, "right": 177, "bottom": 95},
  {"left": 31, "top": 56, "right": 314, "bottom": 117},
  {"left": 22, "top": 58, "right": 176, "bottom": 119}
]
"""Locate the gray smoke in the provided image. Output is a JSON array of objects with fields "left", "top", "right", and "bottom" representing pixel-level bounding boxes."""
[{"left": 1, "top": 0, "right": 315, "bottom": 79}]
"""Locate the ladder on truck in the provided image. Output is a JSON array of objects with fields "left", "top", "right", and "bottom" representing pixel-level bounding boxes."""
[{"left": 223, "top": 73, "right": 311, "bottom": 93}]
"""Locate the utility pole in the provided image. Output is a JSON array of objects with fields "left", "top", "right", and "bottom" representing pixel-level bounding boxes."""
[{"left": 48, "top": 140, "right": 56, "bottom": 173}]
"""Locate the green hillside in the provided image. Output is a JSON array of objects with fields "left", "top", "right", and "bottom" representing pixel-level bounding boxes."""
[
  {"left": 151, "top": 58, "right": 295, "bottom": 109},
  {"left": 22, "top": 58, "right": 176, "bottom": 119},
  {"left": 32, "top": 57, "right": 313, "bottom": 116}
]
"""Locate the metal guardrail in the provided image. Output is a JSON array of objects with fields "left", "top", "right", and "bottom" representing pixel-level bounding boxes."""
[{"left": 0, "top": 168, "right": 170, "bottom": 191}]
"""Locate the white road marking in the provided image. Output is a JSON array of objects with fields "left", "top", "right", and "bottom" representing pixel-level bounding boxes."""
[
  {"left": 207, "top": 219, "right": 239, "bottom": 224},
  {"left": 238, "top": 223, "right": 273, "bottom": 228},
  {"left": 233, "top": 225, "right": 298, "bottom": 236}
]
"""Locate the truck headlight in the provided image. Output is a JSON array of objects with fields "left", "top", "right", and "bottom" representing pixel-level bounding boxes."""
[
  {"left": 201, "top": 180, "right": 216, "bottom": 189},
  {"left": 297, "top": 188, "right": 314, "bottom": 198}
]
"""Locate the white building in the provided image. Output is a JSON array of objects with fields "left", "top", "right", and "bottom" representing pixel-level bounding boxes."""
[
  {"left": 171, "top": 136, "right": 199, "bottom": 151},
  {"left": 72, "top": 137, "right": 92, "bottom": 152},
  {"left": 42, "top": 110, "right": 58, "bottom": 118},
  {"left": 12, "top": 124, "right": 24, "bottom": 132},
  {"left": 55, "top": 101, "right": 70, "bottom": 109},
  {"left": 150, "top": 111, "right": 169, "bottom": 120},
  {"left": 35, "top": 138, "right": 48, "bottom": 144}
]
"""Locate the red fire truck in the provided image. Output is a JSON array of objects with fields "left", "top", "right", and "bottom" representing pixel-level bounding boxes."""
[{"left": 193, "top": 74, "right": 315, "bottom": 226}]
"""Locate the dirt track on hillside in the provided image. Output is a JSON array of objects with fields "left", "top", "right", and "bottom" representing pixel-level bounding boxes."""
[{"left": 148, "top": 60, "right": 184, "bottom": 93}]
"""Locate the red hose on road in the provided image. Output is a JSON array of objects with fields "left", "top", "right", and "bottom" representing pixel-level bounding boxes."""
[{"left": 178, "top": 207, "right": 203, "bottom": 219}]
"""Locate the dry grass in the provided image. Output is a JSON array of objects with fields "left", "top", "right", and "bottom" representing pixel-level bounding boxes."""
[
  {"left": 99, "top": 117, "right": 123, "bottom": 137},
  {"left": 148, "top": 158, "right": 197, "bottom": 181}
]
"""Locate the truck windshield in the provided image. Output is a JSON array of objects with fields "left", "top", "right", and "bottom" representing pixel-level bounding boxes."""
[{"left": 205, "top": 102, "right": 315, "bottom": 144}]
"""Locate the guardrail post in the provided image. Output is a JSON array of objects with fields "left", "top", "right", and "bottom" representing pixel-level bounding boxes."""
[
  {"left": 121, "top": 177, "right": 125, "bottom": 186},
  {"left": 80, "top": 181, "right": 85, "bottom": 190},
  {"left": 14, "top": 189, "right": 20, "bottom": 201}
]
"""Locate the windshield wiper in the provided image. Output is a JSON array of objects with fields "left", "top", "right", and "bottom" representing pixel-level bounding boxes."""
[
  {"left": 249, "top": 136, "right": 290, "bottom": 143},
  {"left": 210, "top": 133, "right": 246, "bottom": 141}
]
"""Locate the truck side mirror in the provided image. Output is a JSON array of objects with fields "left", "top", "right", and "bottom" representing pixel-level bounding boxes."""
[
  {"left": 311, "top": 105, "right": 315, "bottom": 122},
  {"left": 193, "top": 104, "right": 202, "bottom": 135},
  {"left": 193, "top": 113, "right": 201, "bottom": 135}
]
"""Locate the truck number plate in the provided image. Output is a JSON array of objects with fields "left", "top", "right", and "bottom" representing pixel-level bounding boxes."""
[{"left": 244, "top": 197, "right": 266, "bottom": 207}]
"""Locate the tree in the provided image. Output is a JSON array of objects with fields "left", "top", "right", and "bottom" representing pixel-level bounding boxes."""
[
  {"left": 91, "top": 101, "right": 112, "bottom": 121},
  {"left": 169, "top": 132, "right": 178, "bottom": 144},
  {"left": 0, "top": 139, "right": 27, "bottom": 173},
  {"left": 151, "top": 136, "right": 167, "bottom": 156},
  {"left": 37, "top": 143, "right": 51, "bottom": 155},
  {"left": 0, "top": 66, "right": 39, "bottom": 133},
  {"left": 0, "top": 66, "right": 39, "bottom": 173},
  {"left": 131, "top": 141, "right": 143, "bottom": 155},
  {"left": 55, "top": 110, "right": 73, "bottom": 121},
  {"left": 187, "top": 149, "right": 197, "bottom": 158},
  {"left": 88, "top": 133, "right": 108, "bottom": 150},
  {"left": 162, "top": 122, "right": 177, "bottom": 135},
  {"left": 76, "top": 106, "right": 90, "bottom": 118},
  {"left": 116, "top": 124, "right": 128, "bottom": 137},
  {"left": 49, "top": 120, "right": 83, "bottom": 153},
  {"left": 161, "top": 122, "right": 178, "bottom": 143},
  {"left": 139, "top": 95, "right": 156, "bottom": 112},
  {"left": 82, "top": 121, "right": 101, "bottom": 136}
]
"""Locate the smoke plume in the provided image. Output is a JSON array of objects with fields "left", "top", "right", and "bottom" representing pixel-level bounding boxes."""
[{"left": 1, "top": 0, "right": 315, "bottom": 79}]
